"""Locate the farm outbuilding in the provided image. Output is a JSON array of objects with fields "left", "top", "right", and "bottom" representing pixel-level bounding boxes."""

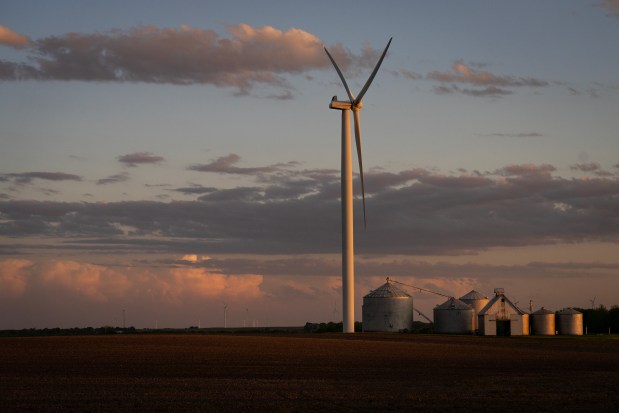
[
  {"left": 459, "top": 290, "right": 489, "bottom": 333},
  {"left": 477, "top": 288, "right": 530, "bottom": 336},
  {"left": 433, "top": 297, "right": 474, "bottom": 334},
  {"left": 362, "top": 280, "right": 413, "bottom": 332}
]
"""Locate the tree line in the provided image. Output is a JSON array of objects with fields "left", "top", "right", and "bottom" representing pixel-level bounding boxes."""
[{"left": 575, "top": 306, "right": 619, "bottom": 334}]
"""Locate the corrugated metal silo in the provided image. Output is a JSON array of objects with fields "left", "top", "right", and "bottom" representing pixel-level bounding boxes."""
[
  {"left": 433, "top": 297, "right": 474, "bottom": 334},
  {"left": 459, "top": 290, "right": 489, "bottom": 332},
  {"left": 362, "top": 281, "right": 413, "bottom": 332},
  {"left": 531, "top": 307, "right": 555, "bottom": 335},
  {"left": 557, "top": 308, "right": 583, "bottom": 336}
]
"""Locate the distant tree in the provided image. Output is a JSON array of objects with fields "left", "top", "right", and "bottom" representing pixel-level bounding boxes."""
[{"left": 577, "top": 306, "right": 616, "bottom": 334}]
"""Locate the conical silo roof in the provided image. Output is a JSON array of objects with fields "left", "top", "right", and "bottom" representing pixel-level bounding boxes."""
[
  {"left": 532, "top": 307, "right": 554, "bottom": 315},
  {"left": 558, "top": 307, "right": 581, "bottom": 315},
  {"left": 459, "top": 290, "right": 487, "bottom": 301},
  {"left": 435, "top": 297, "right": 472, "bottom": 310},
  {"left": 364, "top": 281, "right": 411, "bottom": 298}
]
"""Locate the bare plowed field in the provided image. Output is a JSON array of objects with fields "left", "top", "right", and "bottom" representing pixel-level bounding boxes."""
[{"left": 1, "top": 333, "right": 618, "bottom": 412}]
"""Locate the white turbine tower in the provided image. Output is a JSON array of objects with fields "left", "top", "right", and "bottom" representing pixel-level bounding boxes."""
[{"left": 324, "top": 38, "right": 392, "bottom": 333}]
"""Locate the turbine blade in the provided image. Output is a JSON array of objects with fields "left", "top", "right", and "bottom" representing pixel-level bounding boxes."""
[
  {"left": 354, "top": 37, "right": 393, "bottom": 105},
  {"left": 324, "top": 46, "right": 355, "bottom": 103},
  {"left": 353, "top": 109, "right": 367, "bottom": 229}
]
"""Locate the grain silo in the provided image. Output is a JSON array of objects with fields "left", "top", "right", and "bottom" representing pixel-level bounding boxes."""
[
  {"left": 459, "top": 290, "right": 489, "bottom": 332},
  {"left": 362, "top": 280, "right": 413, "bottom": 332},
  {"left": 433, "top": 297, "right": 474, "bottom": 334},
  {"left": 531, "top": 307, "right": 555, "bottom": 335},
  {"left": 557, "top": 308, "right": 583, "bottom": 336}
]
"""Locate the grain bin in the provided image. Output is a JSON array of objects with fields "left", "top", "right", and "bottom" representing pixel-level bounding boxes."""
[
  {"left": 433, "top": 297, "right": 474, "bottom": 334},
  {"left": 557, "top": 308, "right": 583, "bottom": 335},
  {"left": 531, "top": 307, "right": 555, "bottom": 335},
  {"left": 362, "top": 281, "right": 413, "bottom": 332},
  {"left": 459, "top": 290, "right": 489, "bottom": 332}
]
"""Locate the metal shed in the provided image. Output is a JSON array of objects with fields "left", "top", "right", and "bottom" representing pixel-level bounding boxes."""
[
  {"left": 362, "top": 281, "right": 413, "bottom": 332},
  {"left": 433, "top": 297, "right": 474, "bottom": 334}
]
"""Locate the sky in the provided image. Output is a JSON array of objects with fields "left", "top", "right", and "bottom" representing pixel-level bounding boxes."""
[{"left": 1, "top": 0, "right": 618, "bottom": 329}]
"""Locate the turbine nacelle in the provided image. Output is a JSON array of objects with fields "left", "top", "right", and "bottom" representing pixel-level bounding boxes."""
[
  {"left": 330, "top": 96, "right": 362, "bottom": 111},
  {"left": 329, "top": 99, "right": 352, "bottom": 110}
]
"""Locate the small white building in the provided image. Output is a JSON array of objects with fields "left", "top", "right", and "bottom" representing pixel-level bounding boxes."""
[{"left": 477, "top": 288, "right": 529, "bottom": 336}]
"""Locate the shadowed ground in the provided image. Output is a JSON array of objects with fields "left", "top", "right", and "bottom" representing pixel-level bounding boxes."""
[{"left": 1, "top": 333, "right": 618, "bottom": 412}]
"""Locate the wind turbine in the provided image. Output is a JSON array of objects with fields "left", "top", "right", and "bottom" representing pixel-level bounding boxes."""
[{"left": 324, "top": 38, "right": 392, "bottom": 333}]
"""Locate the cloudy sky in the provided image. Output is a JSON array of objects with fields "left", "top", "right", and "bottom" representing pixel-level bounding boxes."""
[{"left": 1, "top": 0, "right": 618, "bottom": 329}]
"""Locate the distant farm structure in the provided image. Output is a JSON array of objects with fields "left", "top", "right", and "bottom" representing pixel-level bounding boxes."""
[{"left": 362, "top": 278, "right": 593, "bottom": 336}]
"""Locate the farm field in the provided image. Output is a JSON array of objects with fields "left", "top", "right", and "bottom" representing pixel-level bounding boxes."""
[{"left": 1, "top": 333, "right": 618, "bottom": 412}]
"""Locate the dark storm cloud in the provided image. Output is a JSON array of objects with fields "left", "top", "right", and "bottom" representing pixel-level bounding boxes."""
[
  {"left": 1, "top": 163, "right": 618, "bottom": 256},
  {"left": 117, "top": 152, "right": 164, "bottom": 167},
  {"left": 1, "top": 172, "right": 82, "bottom": 185},
  {"left": 0, "top": 24, "right": 380, "bottom": 96}
]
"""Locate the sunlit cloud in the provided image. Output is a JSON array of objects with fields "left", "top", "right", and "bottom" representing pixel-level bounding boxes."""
[
  {"left": 180, "top": 254, "right": 211, "bottom": 263},
  {"left": 0, "top": 258, "right": 30, "bottom": 296},
  {"left": 427, "top": 60, "right": 548, "bottom": 97},
  {"left": 0, "top": 25, "right": 30, "bottom": 48},
  {"left": 0, "top": 24, "right": 379, "bottom": 96},
  {"left": 0, "top": 258, "right": 264, "bottom": 303},
  {"left": 428, "top": 60, "right": 548, "bottom": 87}
]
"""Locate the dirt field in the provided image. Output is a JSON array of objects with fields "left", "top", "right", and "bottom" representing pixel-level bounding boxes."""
[{"left": 1, "top": 333, "right": 618, "bottom": 412}]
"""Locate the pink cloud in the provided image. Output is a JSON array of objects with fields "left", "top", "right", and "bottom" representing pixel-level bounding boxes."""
[
  {"left": 428, "top": 61, "right": 548, "bottom": 87},
  {"left": 0, "top": 259, "right": 31, "bottom": 296},
  {"left": 0, "top": 258, "right": 264, "bottom": 303},
  {"left": 40, "top": 260, "right": 132, "bottom": 302},
  {"left": 0, "top": 23, "right": 372, "bottom": 96},
  {"left": 0, "top": 25, "right": 30, "bottom": 48}
]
